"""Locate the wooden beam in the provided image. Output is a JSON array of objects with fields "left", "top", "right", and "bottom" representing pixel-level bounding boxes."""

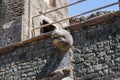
[
  {"left": 119, "top": 0, "right": 120, "bottom": 9},
  {"left": 32, "top": 2, "right": 120, "bottom": 32},
  {"left": 65, "top": 13, "right": 115, "bottom": 31},
  {"left": 0, "top": 11, "right": 120, "bottom": 54},
  {"left": 32, "top": 0, "right": 85, "bottom": 18}
]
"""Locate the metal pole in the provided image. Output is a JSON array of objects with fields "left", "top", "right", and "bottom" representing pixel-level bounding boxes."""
[
  {"left": 31, "top": 0, "right": 85, "bottom": 36},
  {"left": 32, "top": 0, "right": 85, "bottom": 18},
  {"left": 119, "top": 0, "right": 120, "bottom": 9},
  {"left": 32, "top": 2, "right": 120, "bottom": 32}
]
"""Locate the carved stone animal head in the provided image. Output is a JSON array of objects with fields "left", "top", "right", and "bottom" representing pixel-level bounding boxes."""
[{"left": 51, "top": 28, "right": 73, "bottom": 52}]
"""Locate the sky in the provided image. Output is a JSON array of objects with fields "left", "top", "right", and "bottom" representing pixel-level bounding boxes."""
[{"left": 68, "top": 0, "right": 119, "bottom": 16}]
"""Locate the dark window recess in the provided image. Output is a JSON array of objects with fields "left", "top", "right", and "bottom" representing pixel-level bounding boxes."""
[
  {"left": 50, "top": 0, "right": 56, "bottom": 7},
  {"left": 40, "top": 20, "right": 55, "bottom": 33}
]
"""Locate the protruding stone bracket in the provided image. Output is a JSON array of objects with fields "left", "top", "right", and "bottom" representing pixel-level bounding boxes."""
[{"left": 37, "top": 67, "right": 73, "bottom": 80}]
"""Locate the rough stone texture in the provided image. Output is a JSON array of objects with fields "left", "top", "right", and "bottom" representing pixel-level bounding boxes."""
[
  {"left": 0, "top": 13, "right": 120, "bottom": 80},
  {"left": 22, "top": 0, "right": 68, "bottom": 40},
  {"left": 0, "top": 0, "right": 24, "bottom": 27},
  {"left": 72, "top": 17, "right": 120, "bottom": 80},
  {"left": 0, "top": 38, "right": 72, "bottom": 80},
  {"left": 0, "top": 0, "right": 68, "bottom": 46},
  {"left": 0, "top": 0, "right": 120, "bottom": 80},
  {"left": 70, "top": 11, "right": 112, "bottom": 24},
  {"left": 0, "top": 17, "right": 22, "bottom": 47},
  {"left": 0, "top": 0, "right": 24, "bottom": 46}
]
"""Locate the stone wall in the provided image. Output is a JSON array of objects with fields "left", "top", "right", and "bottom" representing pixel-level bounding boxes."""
[
  {"left": 0, "top": 0, "right": 119, "bottom": 80},
  {"left": 0, "top": 14, "right": 120, "bottom": 80},
  {"left": 72, "top": 17, "right": 120, "bottom": 80},
  {"left": 22, "top": 0, "right": 68, "bottom": 40},
  {"left": 0, "top": 39, "right": 51, "bottom": 80},
  {"left": 0, "top": 0, "right": 24, "bottom": 27},
  {"left": 0, "top": 0, "right": 24, "bottom": 46},
  {"left": 0, "top": 0, "right": 68, "bottom": 46},
  {"left": 0, "top": 17, "right": 22, "bottom": 47},
  {"left": 55, "top": 0, "right": 68, "bottom": 18},
  {"left": 0, "top": 38, "right": 72, "bottom": 80},
  {"left": 25, "top": 0, "right": 53, "bottom": 38}
]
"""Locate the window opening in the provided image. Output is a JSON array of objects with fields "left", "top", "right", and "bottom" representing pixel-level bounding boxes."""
[{"left": 40, "top": 20, "right": 55, "bottom": 33}]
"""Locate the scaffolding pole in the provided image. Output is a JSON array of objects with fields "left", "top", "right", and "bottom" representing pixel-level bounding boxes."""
[
  {"left": 32, "top": 2, "right": 120, "bottom": 32},
  {"left": 119, "top": 0, "right": 120, "bottom": 9}
]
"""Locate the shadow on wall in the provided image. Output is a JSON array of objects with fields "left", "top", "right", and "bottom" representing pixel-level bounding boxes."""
[
  {"left": 36, "top": 51, "right": 65, "bottom": 80},
  {"left": 0, "top": 16, "right": 22, "bottom": 47},
  {"left": 0, "top": 37, "right": 68, "bottom": 80}
]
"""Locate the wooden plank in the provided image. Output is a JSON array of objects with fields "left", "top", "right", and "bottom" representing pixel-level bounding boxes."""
[
  {"left": 0, "top": 11, "right": 120, "bottom": 54},
  {"left": 32, "top": 0, "right": 85, "bottom": 18},
  {"left": 32, "top": 2, "right": 120, "bottom": 31},
  {"left": 65, "top": 13, "right": 115, "bottom": 31},
  {"left": 114, "top": 10, "right": 120, "bottom": 16}
]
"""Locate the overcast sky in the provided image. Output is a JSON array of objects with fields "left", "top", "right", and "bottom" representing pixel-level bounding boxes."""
[{"left": 68, "top": 0, "right": 119, "bottom": 16}]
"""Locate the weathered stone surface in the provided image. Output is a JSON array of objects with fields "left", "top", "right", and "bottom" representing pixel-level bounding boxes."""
[
  {"left": 0, "top": 39, "right": 72, "bottom": 80},
  {"left": 0, "top": 0, "right": 24, "bottom": 27},
  {"left": 0, "top": 0, "right": 69, "bottom": 46},
  {"left": 0, "top": 1, "right": 120, "bottom": 80},
  {"left": 0, "top": 17, "right": 22, "bottom": 47},
  {"left": 72, "top": 16, "right": 120, "bottom": 80}
]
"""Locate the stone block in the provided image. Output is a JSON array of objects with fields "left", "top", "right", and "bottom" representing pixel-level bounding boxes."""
[
  {"left": 94, "top": 64, "right": 102, "bottom": 71},
  {"left": 97, "top": 51, "right": 106, "bottom": 57}
]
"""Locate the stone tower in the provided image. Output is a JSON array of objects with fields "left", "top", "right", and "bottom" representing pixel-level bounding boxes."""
[{"left": 0, "top": 0, "right": 68, "bottom": 47}]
